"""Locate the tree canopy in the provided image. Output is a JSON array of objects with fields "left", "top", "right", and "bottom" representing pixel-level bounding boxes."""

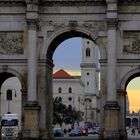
[{"left": 53, "top": 97, "right": 83, "bottom": 126}]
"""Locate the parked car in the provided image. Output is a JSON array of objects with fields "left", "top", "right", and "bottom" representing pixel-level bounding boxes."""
[
  {"left": 53, "top": 128, "right": 64, "bottom": 137},
  {"left": 88, "top": 127, "right": 100, "bottom": 134},
  {"left": 69, "top": 128, "right": 82, "bottom": 136},
  {"left": 80, "top": 128, "right": 88, "bottom": 136}
]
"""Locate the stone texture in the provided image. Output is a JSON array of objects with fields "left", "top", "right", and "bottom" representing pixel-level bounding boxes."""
[{"left": 0, "top": 1, "right": 139, "bottom": 140}]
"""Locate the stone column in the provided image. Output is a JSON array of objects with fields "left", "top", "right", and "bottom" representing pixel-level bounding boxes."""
[
  {"left": 27, "top": 19, "right": 38, "bottom": 102},
  {"left": 45, "top": 59, "right": 54, "bottom": 140},
  {"left": 104, "top": 0, "right": 120, "bottom": 139},
  {"left": 23, "top": 0, "right": 40, "bottom": 138},
  {"left": 117, "top": 89, "right": 127, "bottom": 140}
]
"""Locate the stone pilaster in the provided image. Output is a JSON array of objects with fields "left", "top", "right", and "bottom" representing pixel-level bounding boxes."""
[
  {"left": 104, "top": 101, "right": 120, "bottom": 140},
  {"left": 103, "top": 1, "right": 120, "bottom": 140},
  {"left": 23, "top": 1, "right": 41, "bottom": 139},
  {"left": 24, "top": 102, "right": 40, "bottom": 138},
  {"left": 45, "top": 59, "right": 54, "bottom": 140},
  {"left": 106, "top": 18, "right": 118, "bottom": 101},
  {"left": 117, "top": 89, "right": 127, "bottom": 140}
]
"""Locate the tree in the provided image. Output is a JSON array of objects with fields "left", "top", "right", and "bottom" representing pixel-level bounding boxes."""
[
  {"left": 53, "top": 97, "right": 68, "bottom": 126},
  {"left": 53, "top": 97, "right": 83, "bottom": 126}
]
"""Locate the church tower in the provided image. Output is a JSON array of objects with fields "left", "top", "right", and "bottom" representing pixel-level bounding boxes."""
[{"left": 80, "top": 38, "right": 100, "bottom": 126}]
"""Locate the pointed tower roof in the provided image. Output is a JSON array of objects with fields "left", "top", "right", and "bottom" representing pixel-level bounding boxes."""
[{"left": 53, "top": 69, "right": 73, "bottom": 79}]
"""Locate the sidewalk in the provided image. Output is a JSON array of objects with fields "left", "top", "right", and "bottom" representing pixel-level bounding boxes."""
[{"left": 127, "top": 128, "right": 140, "bottom": 138}]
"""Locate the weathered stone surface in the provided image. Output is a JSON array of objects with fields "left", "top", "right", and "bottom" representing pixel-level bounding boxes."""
[
  {"left": 0, "top": 1, "right": 140, "bottom": 140},
  {"left": 0, "top": 32, "right": 24, "bottom": 54}
]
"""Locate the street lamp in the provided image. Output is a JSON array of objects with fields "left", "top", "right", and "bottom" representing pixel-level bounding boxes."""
[
  {"left": 0, "top": 91, "right": 2, "bottom": 140},
  {"left": 0, "top": 91, "right": 1, "bottom": 120},
  {"left": 7, "top": 89, "right": 12, "bottom": 113}
]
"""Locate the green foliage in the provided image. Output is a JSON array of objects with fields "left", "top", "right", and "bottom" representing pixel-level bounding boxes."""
[{"left": 53, "top": 97, "right": 83, "bottom": 126}]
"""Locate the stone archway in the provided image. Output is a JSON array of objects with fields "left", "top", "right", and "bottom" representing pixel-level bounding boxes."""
[
  {"left": 44, "top": 27, "right": 106, "bottom": 139},
  {"left": 0, "top": 68, "right": 27, "bottom": 130},
  {"left": 118, "top": 68, "right": 140, "bottom": 140}
]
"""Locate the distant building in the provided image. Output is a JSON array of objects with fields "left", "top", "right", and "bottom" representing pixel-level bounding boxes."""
[
  {"left": 0, "top": 77, "right": 22, "bottom": 129},
  {"left": 126, "top": 112, "right": 140, "bottom": 128},
  {"left": 53, "top": 69, "right": 85, "bottom": 128}
]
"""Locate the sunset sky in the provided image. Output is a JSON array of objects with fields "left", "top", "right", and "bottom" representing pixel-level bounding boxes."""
[
  {"left": 53, "top": 37, "right": 140, "bottom": 113},
  {"left": 126, "top": 78, "right": 140, "bottom": 113}
]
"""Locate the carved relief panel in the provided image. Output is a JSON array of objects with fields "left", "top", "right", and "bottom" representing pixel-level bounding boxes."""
[
  {"left": 123, "top": 31, "right": 140, "bottom": 54},
  {"left": 0, "top": 32, "right": 24, "bottom": 55},
  {"left": 45, "top": 20, "right": 106, "bottom": 38}
]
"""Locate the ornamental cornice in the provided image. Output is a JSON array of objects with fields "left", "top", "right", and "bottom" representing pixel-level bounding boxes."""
[
  {"left": 40, "top": 0, "right": 105, "bottom": 6},
  {"left": 80, "top": 63, "right": 97, "bottom": 68},
  {"left": 106, "top": 0, "right": 117, "bottom": 3},
  {"left": 0, "top": 0, "right": 25, "bottom": 4},
  {"left": 26, "top": 0, "right": 39, "bottom": 4},
  {"left": 119, "top": 0, "right": 140, "bottom": 3}
]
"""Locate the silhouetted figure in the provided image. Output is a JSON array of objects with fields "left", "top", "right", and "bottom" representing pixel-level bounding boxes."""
[{"left": 131, "top": 128, "right": 135, "bottom": 135}]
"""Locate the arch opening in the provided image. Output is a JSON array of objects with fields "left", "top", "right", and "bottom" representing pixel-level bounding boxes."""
[
  {"left": 0, "top": 72, "right": 23, "bottom": 131},
  {"left": 46, "top": 30, "right": 95, "bottom": 60},
  {"left": 125, "top": 74, "right": 140, "bottom": 136},
  {"left": 51, "top": 31, "right": 100, "bottom": 130}
]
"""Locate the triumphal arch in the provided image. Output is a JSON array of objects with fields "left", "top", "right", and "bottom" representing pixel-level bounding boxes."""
[{"left": 0, "top": 0, "right": 140, "bottom": 139}]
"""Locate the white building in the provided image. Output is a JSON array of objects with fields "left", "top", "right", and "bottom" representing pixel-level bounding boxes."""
[
  {"left": 0, "top": 77, "right": 22, "bottom": 130},
  {"left": 53, "top": 38, "right": 100, "bottom": 129},
  {"left": 53, "top": 69, "right": 85, "bottom": 128}
]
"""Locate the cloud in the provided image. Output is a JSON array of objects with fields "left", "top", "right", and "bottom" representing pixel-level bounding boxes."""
[
  {"left": 127, "top": 89, "right": 140, "bottom": 112},
  {"left": 127, "top": 77, "right": 140, "bottom": 90}
]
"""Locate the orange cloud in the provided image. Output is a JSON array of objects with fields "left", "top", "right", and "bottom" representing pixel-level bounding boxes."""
[{"left": 127, "top": 89, "right": 140, "bottom": 113}]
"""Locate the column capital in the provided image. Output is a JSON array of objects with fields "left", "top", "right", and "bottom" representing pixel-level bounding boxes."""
[
  {"left": 106, "top": 0, "right": 117, "bottom": 3},
  {"left": 26, "top": 0, "right": 39, "bottom": 4},
  {"left": 117, "top": 89, "right": 127, "bottom": 96},
  {"left": 106, "top": 18, "right": 118, "bottom": 29},
  {"left": 24, "top": 101, "right": 41, "bottom": 108},
  {"left": 27, "top": 19, "right": 38, "bottom": 30},
  {"left": 104, "top": 101, "right": 120, "bottom": 110}
]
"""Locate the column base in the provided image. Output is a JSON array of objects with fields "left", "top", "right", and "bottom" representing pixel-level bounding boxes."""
[
  {"left": 39, "top": 129, "right": 54, "bottom": 140},
  {"left": 103, "top": 101, "right": 121, "bottom": 140},
  {"left": 23, "top": 101, "right": 41, "bottom": 139}
]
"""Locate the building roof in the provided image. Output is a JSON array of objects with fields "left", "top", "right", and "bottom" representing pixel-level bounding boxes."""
[{"left": 53, "top": 69, "right": 74, "bottom": 79}]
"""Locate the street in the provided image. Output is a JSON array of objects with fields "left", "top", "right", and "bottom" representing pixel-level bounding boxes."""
[
  {"left": 55, "top": 136, "right": 140, "bottom": 140},
  {"left": 55, "top": 135, "right": 98, "bottom": 140},
  {"left": 54, "top": 133, "right": 140, "bottom": 140}
]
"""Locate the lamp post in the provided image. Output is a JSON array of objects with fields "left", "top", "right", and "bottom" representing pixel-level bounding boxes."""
[
  {"left": 7, "top": 89, "right": 12, "bottom": 113},
  {"left": 7, "top": 89, "right": 17, "bottom": 114},
  {"left": 0, "top": 91, "right": 1, "bottom": 140},
  {"left": 0, "top": 91, "right": 1, "bottom": 120}
]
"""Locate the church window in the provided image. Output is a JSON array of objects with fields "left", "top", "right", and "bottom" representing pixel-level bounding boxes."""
[
  {"left": 69, "top": 87, "right": 72, "bottom": 93},
  {"left": 68, "top": 105, "right": 72, "bottom": 111},
  {"left": 68, "top": 97, "right": 72, "bottom": 101},
  {"left": 86, "top": 48, "right": 90, "bottom": 57},
  {"left": 58, "top": 87, "right": 62, "bottom": 93},
  {"left": 87, "top": 72, "right": 89, "bottom": 75},
  {"left": 7, "top": 89, "right": 12, "bottom": 100},
  {"left": 58, "top": 97, "right": 62, "bottom": 102}
]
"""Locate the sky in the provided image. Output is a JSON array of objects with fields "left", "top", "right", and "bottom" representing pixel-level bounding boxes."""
[
  {"left": 53, "top": 37, "right": 82, "bottom": 76},
  {"left": 53, "top": 37, "right": 140, "bottom": 113},
  {"left": 126, "top": 77, "right": 140, "bottom": 113}
]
